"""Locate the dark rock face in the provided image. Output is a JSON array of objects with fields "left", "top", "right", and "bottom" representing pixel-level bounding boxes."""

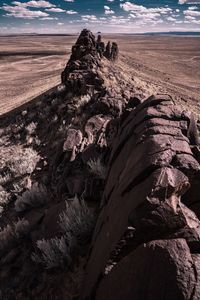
[
  {"left": 104, "top": 41, "right": 119, "bottom": 61},
  {"left": 80, "top": 94, "right": 200, "bottom": 300},
  {"left": 61, "top": 29, "right": 119, "bottom": 95},
  {"left": 96, "top": 239, "right": 196, "bottom": 300},
  {"left": 61, "top": 29, "right": 102, "bottom": 95}
]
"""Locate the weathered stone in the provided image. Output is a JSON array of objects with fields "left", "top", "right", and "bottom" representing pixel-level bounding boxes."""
[
  {"left": 93, "top": 96, "right": 124, "bottom": 117},
  {"left": 81, "top": 95, "right": 200, "bottom": 300},
  {"left": 61, "top": 29, "right": 118, "bottom": 95},
  {"left": 192, "top": 254, "right": 200, "bottom": 299},
  {"left": 187, "top": 113, "right": 200, "bottom": 146},
  {"left": 63, "top": 128, "right": 83, "bottom": 151},
  {"left": 85, "top": 115, "right": 109, "bottom": 144},
  {"left": 95, "top": 239, "right": 196, "bottom": 300}
]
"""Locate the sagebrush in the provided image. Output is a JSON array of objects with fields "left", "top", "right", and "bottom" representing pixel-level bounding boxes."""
[
  {"left": 32, "top": 196, "right": 95, "bottom": 269},
  {"left": 0, "top": 218, "right": 29, "bottom": 253},
  {"left": 15, "top": 183, "right": 48, "bottom": 212}
]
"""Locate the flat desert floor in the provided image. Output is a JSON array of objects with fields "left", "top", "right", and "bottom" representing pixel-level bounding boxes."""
[{"left": 0, "top": 34, "right": 200, "bottom": 115}]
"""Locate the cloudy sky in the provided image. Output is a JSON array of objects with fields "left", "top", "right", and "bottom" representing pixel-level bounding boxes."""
[{"left": 0, "top": 0, "right": 200, "bottom": 34}]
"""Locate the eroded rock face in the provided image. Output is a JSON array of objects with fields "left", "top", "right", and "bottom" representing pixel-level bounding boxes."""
[
  {"left": 96, "top": 239, "right": 196, "bottom": 300},
  {"left": 80, "top": 94, "right": 200, "bottom": 300},
  {"left": 61, "top": 29, "right": 119, "bottom": 95}
]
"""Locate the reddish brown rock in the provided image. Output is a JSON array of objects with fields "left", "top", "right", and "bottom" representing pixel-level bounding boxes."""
[
  {"left": 80, "top": 95, "right": 200, "bottom": 300},
  {"left": 95, "top": 239, "right": 196, "bottom": 300}
]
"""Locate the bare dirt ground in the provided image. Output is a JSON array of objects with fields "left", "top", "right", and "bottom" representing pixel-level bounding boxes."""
[
  {"left": 0, "top": 34, "right": 200, "bottom": 116},
  {"left": 0, "top": 35, "right": 76, "bottom": 114},
  {"left": 106, "top": 35, "right": 200, "bottom": 116}
]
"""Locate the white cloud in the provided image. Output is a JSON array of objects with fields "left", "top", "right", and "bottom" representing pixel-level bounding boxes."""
[
  {"left": 1, "top": 1, "right": 55, "bottom": 19},
  {"left": 167, "top": 16, "right": 176, "bottom": 21},
  {"left": 14, "top": 1, "right": 56, "bottom": 8},
  {"left": 81, "top": 15, "right": 97, "bottom": 21},
  {"left": 188, "top": 6, "right": 199, "bottom": 9},
  {"left": 46, "top": 8, "right": 65, "bottom": 12},
  {"left": 120, "top": 2, "right": 172, "bottom": 14},
  {"left": 66, "top": 10, "right": 77, "bottom": 14},
  {"left": 104, "top": 5, "right": 114, "bottom": 15},
  {"left": 105, "top": 9, "right": 115, "bottom": 15},
  {"left": 41, "top": 16, "right": 58, "bottom": 20},
  {"left": 184, "top": 9, "right": 200, "bottom": 16},
  {"left": 185, "top": 15, "right": 196, "bottom": 19},
  {"left": 192, "top": 19, "right": 200, "bottom": 23},
  {"left": 120, "top": 1, "right": 174, "bottom": 25},
  {"left": 179, "top": 0, "right": 200, "bottom": 4},
  {"left": 4, "top": 8, "right": 49, "bottom": 19}
]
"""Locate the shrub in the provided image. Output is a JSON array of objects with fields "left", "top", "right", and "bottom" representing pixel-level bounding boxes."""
[
  {"left": 31, "top": 236, "right": 72, "bottom": 269},
  {"left": 0, "top": 218, "right": 29, "bottom": 253},
  {"left": 32, "top": 196, "right": 96, "bottom": 269},
  {"left": 0, "top": 173, "right": 11, "bottom": 185},
  {"left": 7, "top": 147, "right": 40, "bottom": 176},
  {"left": 15, "top": 183, "right": 48, "bottom": 212},
  {"left": 0, "top": 224, "right": 15, "bottom": 252},
  {"left": 59, "top": 196, "right": 95, "bottom": 246},
  {"left": 14, "top": 218, "right": 29, "bottom": 237},
  {"left": 87, "top": 158, "right": 107, "bottom": 179},
  {"left": 0, "top": 186, "right": 10, "bottom": 206}
]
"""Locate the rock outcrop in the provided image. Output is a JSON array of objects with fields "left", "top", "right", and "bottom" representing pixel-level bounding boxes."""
[
  {"left": 80, "top": 94, "right": 200, "bottom": 299},
  {"left": 61, "top": 29, "right": 119, "bottom": 95},
  {"left": 0, "top": 29, "right": 199, "bottom": 300}
]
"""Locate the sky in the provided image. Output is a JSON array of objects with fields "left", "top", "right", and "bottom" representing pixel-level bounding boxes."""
[{"left": 0, "top": 0, "right": 200, "bottom": 34}]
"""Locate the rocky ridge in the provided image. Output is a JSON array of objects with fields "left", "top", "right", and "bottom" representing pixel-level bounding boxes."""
[{"left": 0, "top": 29, "right": 199, "bottom": 300}]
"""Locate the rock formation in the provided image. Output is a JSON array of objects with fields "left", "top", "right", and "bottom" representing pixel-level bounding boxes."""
[
  {"left": 0, "top": 29, "right": 199, "bottom": 300},
  {"left": 80, "top": 94, "right": 200, "bottom": 299},
  {"left": 61, "top": 29, "right": 119, "bottom": 95}
]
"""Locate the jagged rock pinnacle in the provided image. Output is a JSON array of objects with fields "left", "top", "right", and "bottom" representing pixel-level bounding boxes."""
[{"left": 61, "top": 29, "right": 119, "bottom": 95}]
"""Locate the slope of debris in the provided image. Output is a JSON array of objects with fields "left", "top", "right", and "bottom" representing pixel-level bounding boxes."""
[{"left": 0, "top": 29, "right": 200, "bottom": 300}]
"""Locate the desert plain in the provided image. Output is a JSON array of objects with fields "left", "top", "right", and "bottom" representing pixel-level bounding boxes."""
[{"left": 0, "top": 34, "right": 200, "bottom": 115}]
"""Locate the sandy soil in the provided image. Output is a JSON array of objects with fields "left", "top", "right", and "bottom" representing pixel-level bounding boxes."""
[
  {"left": 0, "top": 34, "right": 200, "bottom": 116},
  {"left": 0, "top": 35, "right": 76, "bottom": 114},
  {"left": 105, "top": 35, "right": 200, "bottom": 116}
]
